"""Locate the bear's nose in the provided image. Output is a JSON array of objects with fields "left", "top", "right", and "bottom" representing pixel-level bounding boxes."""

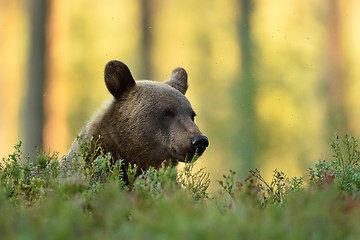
[{"left": 191, "top": 135, "right": 209, "bottom": 156}]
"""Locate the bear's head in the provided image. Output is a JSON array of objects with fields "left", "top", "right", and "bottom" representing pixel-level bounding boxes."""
[{"left": 71, "top": 60, "right": 208, "bottom": 170}]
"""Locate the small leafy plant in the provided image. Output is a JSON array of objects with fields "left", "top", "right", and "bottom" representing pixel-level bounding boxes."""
[
  {"left": 218, "top": 168, "right": 304, "bottom": 210},
  {"left": 178, "top": 155, "right": 211, "bottom": 201},
  {"left": 308, "top": 133, "right": 360, "bottom": 194}
]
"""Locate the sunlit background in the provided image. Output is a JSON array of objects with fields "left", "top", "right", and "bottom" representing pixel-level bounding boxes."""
[{"left": 1, "top": 0, "right": 360, "bottom": 188}]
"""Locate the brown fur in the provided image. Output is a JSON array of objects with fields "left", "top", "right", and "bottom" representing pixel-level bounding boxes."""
[{"left": 66, "top": 60, "right": 208, "bottom": 171}]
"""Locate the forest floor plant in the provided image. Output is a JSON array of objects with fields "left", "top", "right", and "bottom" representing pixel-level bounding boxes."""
[{"left": 1, "top": 133, "right": 360, "bottom": 239}]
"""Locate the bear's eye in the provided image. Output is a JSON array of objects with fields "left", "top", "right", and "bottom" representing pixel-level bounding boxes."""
[
  {"left": 162, "top": 109, "right": 174, "bottom": 119},
  {"left": 191, "top": 111, "right": 196, "bottom": 122}
]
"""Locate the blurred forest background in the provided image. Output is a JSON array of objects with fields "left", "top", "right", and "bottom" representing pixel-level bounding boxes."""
[{"left": 1, "top": 0, "right": 360, "bottom": 186}]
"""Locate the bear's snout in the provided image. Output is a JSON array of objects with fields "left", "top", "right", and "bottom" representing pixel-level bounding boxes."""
[{"left": 191, "top": 135, "right": 209, "bottom": 156}]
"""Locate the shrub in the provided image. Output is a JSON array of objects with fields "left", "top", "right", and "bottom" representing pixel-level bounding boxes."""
[{"left": 1, "top": 133, "right": 360, "bottom": 239}]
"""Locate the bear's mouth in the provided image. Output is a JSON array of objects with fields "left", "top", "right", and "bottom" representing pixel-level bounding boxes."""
[
  {"left": 168, "top": 149, "right": 187, "bottom": 164},
  {"left": 169, "top": 138, "right": 208, "bottom": 164},
  {"left": 170, "top": 149, "right": 202, "bottom": 164}
]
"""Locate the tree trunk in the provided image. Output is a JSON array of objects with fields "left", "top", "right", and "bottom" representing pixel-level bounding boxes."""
[
  {"left": 234, "top": 0, "right": 258, "bottom": 176},
  {"left": 140, "top": 0, "right": 152, "bottom": 79},
  {"left": 24, "top": 0, "right": 47, "bottom": 160},
  {"left": 327, "top": 0, "right": 347, "bottom": 136}
]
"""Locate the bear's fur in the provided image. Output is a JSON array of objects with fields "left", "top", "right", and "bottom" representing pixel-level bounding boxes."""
[{"left": 66, "top": 60, "right": 208, "bottom": 171}]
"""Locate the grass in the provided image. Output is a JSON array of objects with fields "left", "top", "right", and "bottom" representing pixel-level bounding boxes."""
[{"left": 1, "top": 133, "right": 360, "bottom": 239}]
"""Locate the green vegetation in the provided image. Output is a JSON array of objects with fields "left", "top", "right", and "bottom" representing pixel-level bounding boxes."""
[{"left": 1, "top": 133, "right": 360, "bottom": 239}]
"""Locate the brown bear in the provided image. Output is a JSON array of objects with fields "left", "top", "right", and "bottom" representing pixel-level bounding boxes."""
[{"left": 66, "top": 60, "right": 208, "bottom": 173}]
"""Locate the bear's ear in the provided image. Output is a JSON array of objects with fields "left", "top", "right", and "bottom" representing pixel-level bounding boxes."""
[
  {"left": 165, "top": 67, "right": 188, "bottom": 95},
  {"left": 104, "top": 60, "right": 136, "bottom": 99}
]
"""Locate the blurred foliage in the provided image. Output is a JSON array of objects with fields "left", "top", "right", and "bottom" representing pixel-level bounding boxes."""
[
  {"left": 1, "top": 0, "right": 360, "bottom": 189},
  {"left": 1, "top": 135, "right": 360, "bottom": 238}
]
